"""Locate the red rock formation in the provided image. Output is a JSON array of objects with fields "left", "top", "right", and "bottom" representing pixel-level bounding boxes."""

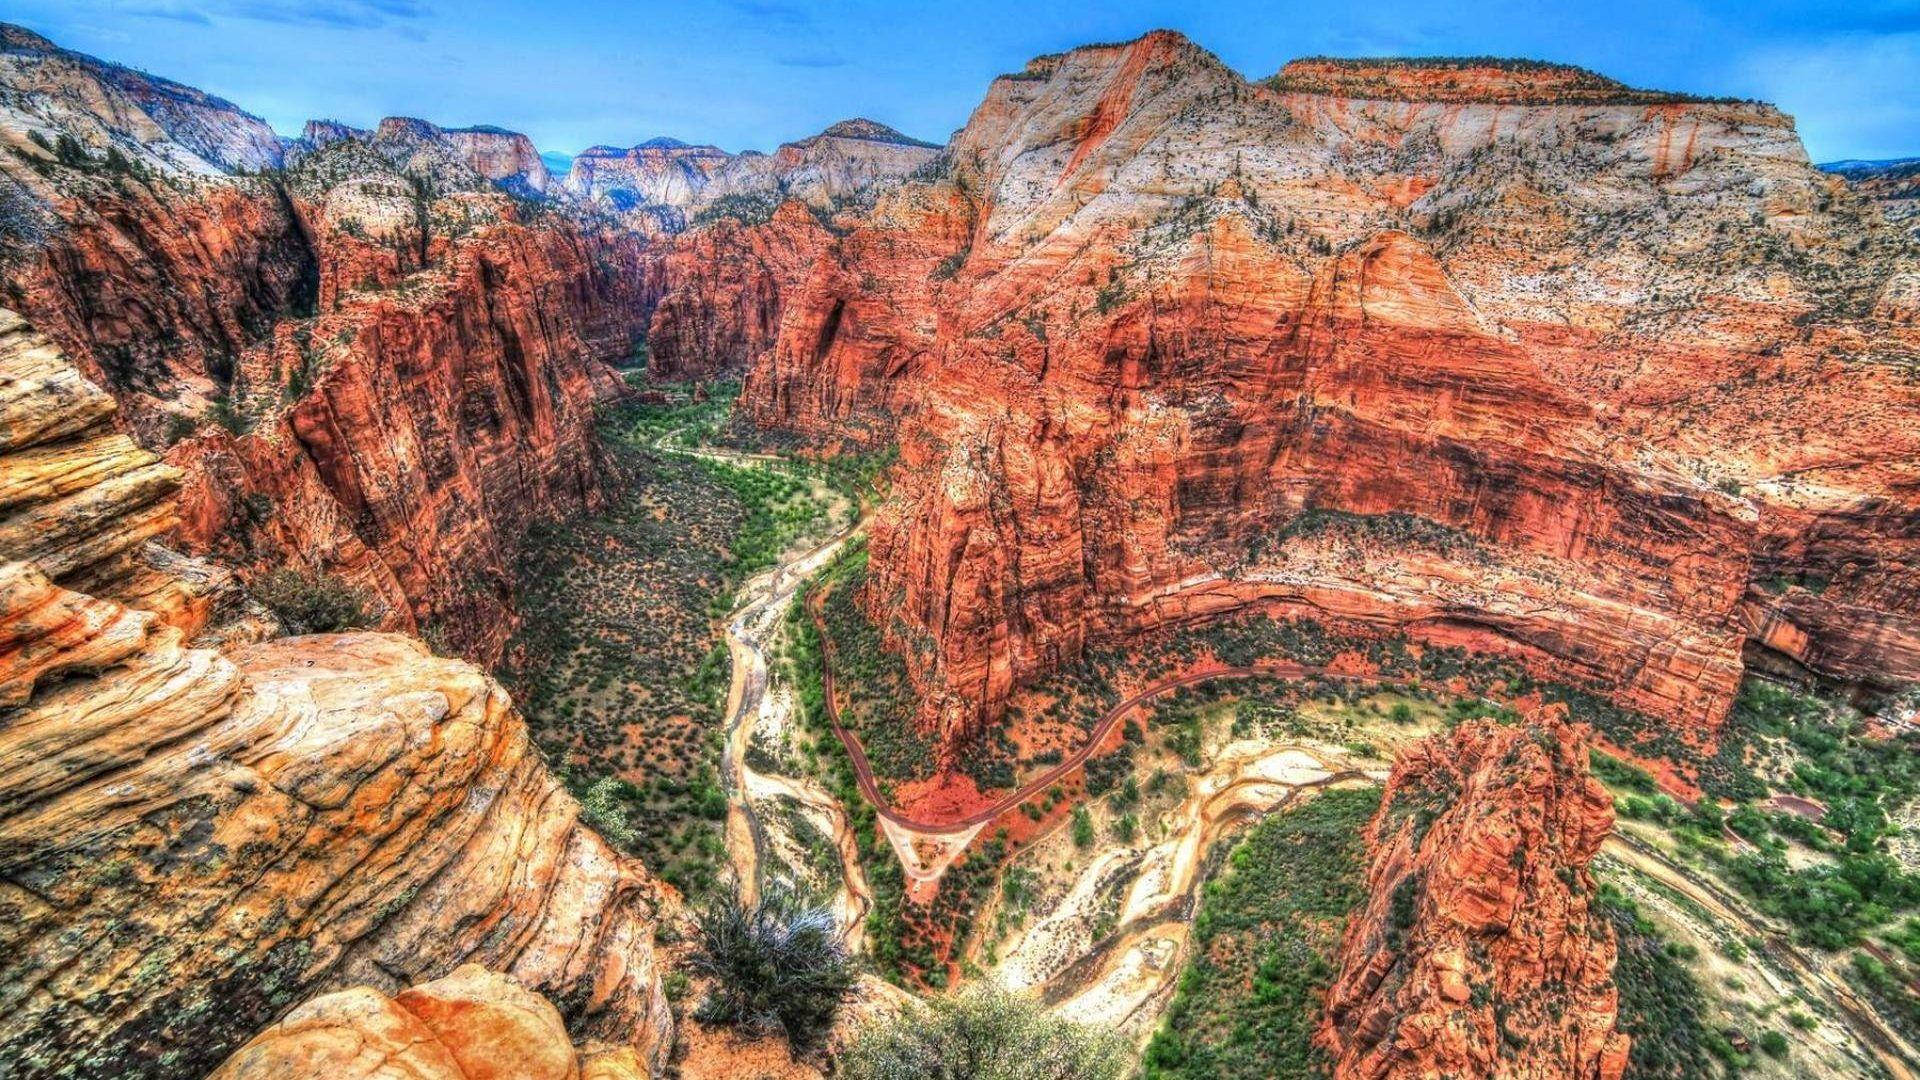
[
  {"left": 164, "top": 215, "right": 647, "bottom": 660},
  {"left": 1317, "top": 708, "right": 1630, "bottom": 1080},
  {"left": 641, "top": 201, "right": 835, "bottom": 381},
  {"left": 716, "top": 30, "right": 1920, "bottom": 758},
  {"left": 0, "top": 40, "right": 653, "bottom": 664},
  {"left": 210, "top": 966, "right": 647, "bottom": 1080},
  {"left": 0, "top": 315, "right": 674, "bottom": 1079}
]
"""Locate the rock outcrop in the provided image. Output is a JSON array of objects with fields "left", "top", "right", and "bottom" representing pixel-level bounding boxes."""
[
  {"left": 0, "top": 22, "right": 283, "bottom": 174},
  {"left": 702, "top": 30, "right": 1920, "bottom": 756},
  {"left": 0, "top": 310, "right": 673, "bottom": 1080},
  {"left": 0, "top": 29, "right": 652, "bottom": 663},
  {"left": 1825, "top": 157, "right": 1920, "bottom": 238},
  {"left": 1317, "top": 708, "right": 1630, "bottom": 1080},
  {"left": 565, "top": 120, "right": 936, "bottom": 228},
  {"left": 210, "top": 965, "right": 647, "bottom": 1080},
  {"left": 566, "top": 138, "right": 734, "bottom": 219},
  {"left": 288, "top": 116, "right": 552, "bottom": 197}
]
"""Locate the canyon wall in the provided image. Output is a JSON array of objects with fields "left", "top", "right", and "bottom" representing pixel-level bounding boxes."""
[
  {"left": 1317, "top": 708, "right": 1629, "bottom": 1080},
  {"left": 566, "top": 120, "right": 937, "bottom": 232},
  {"left": 0, "top": 310, "right": 672, "bottom": 1080},
  {"left": 0, "top": 24, "right": 653, "bottom": 663},
  {"left": 709, "top": 31, "right": 1920, "bottom": 758}
]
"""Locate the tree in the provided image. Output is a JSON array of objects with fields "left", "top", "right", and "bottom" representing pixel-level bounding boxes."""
[
  {"left": 687, "top": 884, "right": 854, "bottom": 1052},
  {"left": 1071, "top": 805, "right": 1094, "bottom": 848},
  {"left": 839, "top": 985, "right": 1129, "bottom": 1080},
  {"left": 253, "top": 568, "right": 376, "bottom": 635}
]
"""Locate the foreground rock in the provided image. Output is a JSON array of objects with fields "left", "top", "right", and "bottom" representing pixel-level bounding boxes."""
[
  {"left": 0, "top": 311, "right": 672, "bottom": 1079},
  {"left": 210, "top": 965, "right": 645, "bottom": 1080},
  {"left": 1317, "top": 708, "right": 1629, "bottom": 1080}
]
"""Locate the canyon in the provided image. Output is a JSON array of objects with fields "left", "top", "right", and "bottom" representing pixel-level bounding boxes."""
[
  {"left": 705, "top": 34, "right": 1920, "bottom": 769},
  {"left": 0, "top": 14, "right": 1916, "bottom": 1080}
]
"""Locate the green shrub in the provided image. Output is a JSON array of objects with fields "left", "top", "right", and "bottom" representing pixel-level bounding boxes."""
[
  {"left": 687, "top": 884, "right": 854, "bottom": 1051},
  {"left": 254, "top": 568, "right": 377, "bottom": 635},
  {"left": 839, "top": 985, "right": 1130, "bottom": 1080},
  {"left": 1144, "top": 787, "right": 1379, "bottom": 1079},
  {"left": 1071, "top": 805, "right": 1095, "bottom": 848}
]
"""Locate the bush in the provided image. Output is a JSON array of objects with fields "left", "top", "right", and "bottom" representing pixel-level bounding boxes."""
[
  {"left": 253, "top": 568, "right": 377, "bottom": 635},
  {"left": 839, "top": 985, "right": 1130, "bottom": 1080},
  {"left": 1071, "top": 805, "right": 1095, "bottom": 848},
  {"left": 687, "top": 885, "right": 854, "bottom": 1051}
]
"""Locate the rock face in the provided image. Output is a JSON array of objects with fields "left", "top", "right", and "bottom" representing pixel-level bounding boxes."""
[
  {"left": 699, "top": 119, "right": 940, "bottom": 213},
  {"left": 1825, "top": 157, "right": 1920, "bottom": 239},
  {"left": 0, "top": 310, "right": 672, "bottom": 1080},
  {"left": 705, "top": 30, "right": 1919, "bottom": 754},
  {"left": 640, "top": 200, "right": 837, "bottom": 380},
  {"left": 566, "top": 138, "right": 734, "bottom": 218},
  {"left": 210, "top": 965, "right": 647, "bottom": 1080},
  {"left": 1317, "top": 708, "right": 1630, "bottom": 1080},
  {"left": 290, "top": 116, "right": 552, "bottom": 197},
  {"left": 0, "top": 22, "right": 282, "bottom": 173},
  {"left": 0, "top": 29, "right": 652, "bottom": 663},
  {"left": 565, "top": 121, "right": 937, "bottom": 227}
]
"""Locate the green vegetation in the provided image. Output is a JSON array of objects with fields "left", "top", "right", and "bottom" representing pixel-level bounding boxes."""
[
  {"left": 839, "top": 985, "right": 1130, "bottom": 1080},
  {"left": 1070, "top": 805, "right": 1095, "bottom": 848},
  {"left": 1143, "top": 786, "right": 1380, "bottom": 1079},
  {"left": 1596, "top": 885, "right": 1718, "bottom": 1079},
  {"left": 1847, "top": 950, "right": 1920, "bottom": 1044},
  {"left": 781, "top": 564, "right": 909, "bottom": 982},
  {"left": 252, "top": 568, "right": 377, "bottom": 634},
  {"left": 501, "top": 389, "right": 848, "bottom": 898},
  {"left": 814, "top": 545, "right": 938, "bottom": 785},
  {"left": 687, "top": 884, "right": 855, "bottom": 1051},
  {"left": 1621, "top": 679, "right": 1920, "bottom": 951}
]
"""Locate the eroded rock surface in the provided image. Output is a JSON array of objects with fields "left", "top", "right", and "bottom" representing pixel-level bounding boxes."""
[
  {"left": 680, "top": 31, "right": 1920, "bottom": 757},
  {"left": 0, "top": 312, "right": 672, "bottom": 1080},
  {"left": 209, "top": 965, "right": 646, "bottom": 1080},
  {"left": 1317, "top": 708, "right": 1629, "bottom": 1080},
  {"left": 0, "top": 26, "right": 652, "bottom": 663}
]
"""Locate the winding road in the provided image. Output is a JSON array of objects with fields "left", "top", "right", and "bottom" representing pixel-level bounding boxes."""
[
  {"left": 671, "top": 422, "right": 1919, "bottom": 1077},
  {"left": 813, "top": 601, "right": 1430, "bottom": 835}
]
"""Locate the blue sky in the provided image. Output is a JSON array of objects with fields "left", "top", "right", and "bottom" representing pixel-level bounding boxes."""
[{"left": 14, "top": 0, "right": 1920, "bottom": 161}]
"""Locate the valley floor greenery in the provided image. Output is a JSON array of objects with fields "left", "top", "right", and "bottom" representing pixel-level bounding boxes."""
[
  {"left": 499, "top": 385, "right": 849, "bottom": 898},
  {"left": 1142, "top": 785, "right": 1380, "bottom": 1079}
]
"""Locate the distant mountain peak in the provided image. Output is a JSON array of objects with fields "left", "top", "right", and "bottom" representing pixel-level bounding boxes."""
[
  {"left": 813, "top": 118, "right": 939, "bottom": 148},
  {"left": 0, "top": 22, "right": 57, "bottom": 53}
]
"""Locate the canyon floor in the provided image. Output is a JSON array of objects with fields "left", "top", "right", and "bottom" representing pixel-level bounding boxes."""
[{"left": 611, "top": 390, "right": 1920, "bottom": 1078}]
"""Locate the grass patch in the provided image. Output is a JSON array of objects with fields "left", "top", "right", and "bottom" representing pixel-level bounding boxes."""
[{"left": 1142, "top": 786, "right": 1380, "bottom": 1079}]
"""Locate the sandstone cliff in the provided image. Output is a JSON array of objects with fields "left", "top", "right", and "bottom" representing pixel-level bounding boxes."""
[
  {"left": 565, "top": 120, "right": 936, "bottom": 229},
  {"left": 566, "top": 138, "right": 734, "bottom": 221},
  {"left": 1317, "top": 708, "right": 1629, "bottom": 1080},
  {"left": 699, "top": 30, "right": 1920, "bottom": 757},
  {"left": 0, "top": 31, "right": 651, "bottom": 664},
  {"left": 0, "top": 311, "right": 673, "bottom": 1079},
  {"left": 0, "top": 22, "right": 283, "bottom": 174}
]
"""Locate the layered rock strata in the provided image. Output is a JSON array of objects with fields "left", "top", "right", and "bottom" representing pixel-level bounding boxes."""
[
  {"left": 702, "top": 31, "right": 1920, "bottom": 755},
  {"left": 0, "top": 312, "right": 672, "bottom": 1080},
  {"left": 210, "top": 965, "right": 648, "bottom": 1080},
  {"left": 0, "top": 25, "right": 651, "bottom": 662},
  {"left": 1317, "top": 709, "right": 1630, "bottom": 1080}
]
